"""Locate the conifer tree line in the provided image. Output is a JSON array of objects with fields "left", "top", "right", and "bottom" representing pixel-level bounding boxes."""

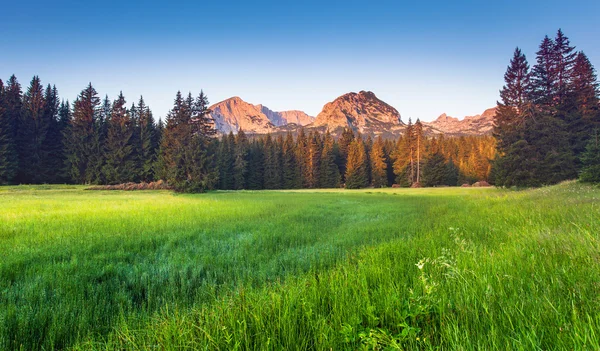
[
  {"left": 493, "top": 29, "right": 600, "bottom": 186},
  {"left": 214, "top": 126, "right": 495, "bottom": 190},
  {"left": 1, "top": 75, "right": 495, "bottom": 191}
]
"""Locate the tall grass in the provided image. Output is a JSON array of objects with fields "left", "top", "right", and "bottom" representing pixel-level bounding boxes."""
[{"left": 1, "top": 183, "right": 599, "bottom": 350}]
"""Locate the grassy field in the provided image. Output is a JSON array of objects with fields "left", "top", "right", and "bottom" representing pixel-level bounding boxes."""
[{"left": 1, "top": 183, "right": 599, "bottom": 350}]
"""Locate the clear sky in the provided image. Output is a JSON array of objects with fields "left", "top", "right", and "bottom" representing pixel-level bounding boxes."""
[{"left": 1, "top": 0, "right": 599, "bottom": 122}]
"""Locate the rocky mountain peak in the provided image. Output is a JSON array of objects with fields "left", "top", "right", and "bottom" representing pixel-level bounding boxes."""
[{"left": 311, "top": 91, "right": 403, "bottom": 133}]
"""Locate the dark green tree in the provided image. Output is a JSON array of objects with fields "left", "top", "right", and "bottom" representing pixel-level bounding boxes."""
[
  {"left": 137, "top": 96, "right": 158, "bottom": 182},
  {"left": 345, "top": 138, "right": 368, "bottom": 189},
  {"left": 103, "top": 92, "right": 136, "bottom": 184},
  {"left": 319, "top": 130, "right": 340, "bottom": 188},
  {"left": 217, "top": 132, "right": 235, "bottom": 189},
  {"left": 65, "top": 83, "right": 101, "bottom": 184},
  {"left": 580, "top": 129, "right": 600, "bottom": 183},
  {"left": 421, "top": 152, "right": 447, "bottom": 187},
  {"left": 282, "top": 132, "right": 300, "bottom": 188},
  {"left": 370, "top": 136, "right": 387, "bottom": 187},
  {"left": 263, "top": 134, "right": 282, "bottom": 189},
  {"left": 233, "top": 130, "right": 249, "bottom": 190},
  {"left": 0, "top": 78, "right": 18, "bottom": 184}
]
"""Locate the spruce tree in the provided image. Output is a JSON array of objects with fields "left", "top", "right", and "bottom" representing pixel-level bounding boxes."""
[
  {"left": 57, "top": 101, "right": 72, "bottom": 182},
  {"left": 319, "top": 130, "right": 340, "bottom": 188},
  {"left": 65, "top": 83, "right": 101, "bottom": 184},
  {"left": 413, "top": 119, "right": 424, "bottom": 184},
  {"left": 217, "top": 132, "right": 235, "bottom": 189},
  {"left": 137, "top": 96, "right": 158, "bottom": 182},
  {"left": 421, "top": 152, "right": 446, "bottom": 187},
  {"left": 103, "top": 92, "right": 136, "bottom": 184},
  {"left": 42, "top": 85, "right": 65, "bottom": 183},
  {"left": 306, "top": 131, "right": 322, "bottom": 188},
  {"left": 370, "top": 136, "right": 387, "bottom": 187},
  {"left": 282, "top": 132, "right": 300, "bottom": 188},
  {"left": 233, "top": 130, "right": 249, "bottom": 190},
  {"left": 445, "top": 157, "right": 459, "bottom": 186},
  {"left": 393, "top": 119, "right": 415, "bottom": 186},
  {"left": 345, "top": 138, "right": 368, "bottom": 189},
  {"left": 580, "top": 129, "right": 600, "bottom": 183},
  {"left": 158, "top": 91, "right": 216, "bottom": 192},
  {"left": 0, "top": 79, "right": 18, "bottom": 184},
  {"left": 17, "top": 76, "right": 48, "bottom": 183},
  {"left": 263, "top": 134, "right": 282, "bottom": 189},
  {"left": 295, "top": 128, "right": 309, "bottom": 187},
  {"left": 337, "top": 127, "right": 355, "bottom": 181},
  {"left": 246, "top": 139, "right": 265, "bottom": 190}
]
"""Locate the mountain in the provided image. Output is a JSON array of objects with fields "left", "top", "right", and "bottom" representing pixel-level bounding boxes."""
[
  {"left": 208, "top": 93, "right": 495, "bottom": 137},
  {"left": 424, "top": 108, "right": 496, "bottom": 136},
  {"left": 209, "top": 97, "right": 314, "bottom": 134},
  {"left": 310, "top": 91, "right": 404, "bottom": 135}
]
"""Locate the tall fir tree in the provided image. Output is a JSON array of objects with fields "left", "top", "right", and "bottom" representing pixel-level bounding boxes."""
[
  {"left": 263, "top": 134, "right": 282, "bottom": 189},
  {"left": 413, "top": 119, "right": 424, "bottom": 184},
  {"left": 1, "top": 76, "right": 22, "bottom": 183},
  {"left": 421, "top": 152, "right": 447, "bottom": 187},
  {"left": 217, "top": 132, "right": 235, "bottom": 189},
  {"left": 42, "top": 85, "right": 65, "bottom": 183},
  {"left": 65, "top": 83, "right": 101, "bottom": 184},
  {"left": 18, "top": 76, "right": 49, "bottom": 183},
  {"left": 370, "top": 136, "right": 387, "bottom": 187},
  {"left": 345, "top": 138, "right": 368, "bottom": 189},
  {"left": 103, "top": 92, "right": 136, "bottom": 184},
  {"left": 580, "top": 129, "right": 600, "bottom": 183},
  {"left": 306, "top": 131, "right": 322, "bottom": 188},
  {"left": 493, "top": 48, "right": 531, "bottom": 186},
  {"left": 137, "top": 96, "right": 158, "bottom": 182},
  {"left": 393, "top": 118, "right": 415, "bottom": 186},
  {"left": 0, "top": 78, "right": 18, "bottom": 184},
  {"left": 282, "top": 132, "right": 301, "bottom": 188},
  {"left": 233, "top": 130, "right": 249, "bottom": 190},
  {"left": 337, "top": 127, "right": 355, "bottom": 181},
  {"left": 160, "top": 91, "right": 217, "bottom": 192},
  {"left": 319, "top": 130, "right": 340, "bottom": 188}
]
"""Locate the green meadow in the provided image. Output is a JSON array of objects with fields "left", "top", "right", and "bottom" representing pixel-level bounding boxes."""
[{"left": 1, "top": 183, "right": 599, "bottom": 350}]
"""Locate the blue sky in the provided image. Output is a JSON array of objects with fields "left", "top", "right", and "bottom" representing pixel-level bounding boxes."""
[{"left": 2, "top": 0, "right": 599, "bottom": 121}]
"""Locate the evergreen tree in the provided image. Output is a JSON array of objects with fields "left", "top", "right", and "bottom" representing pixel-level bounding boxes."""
[
  {"left": 103, "top": 92, "right": 136, "bottom": 184},
  {"left": 1, "top": 76, "right": 22, "bottom": 183},
  {"left": 306, "top": 131, "right": 322, "bottom": 188},
  {"left": 421, "top": 152, "right": 446, "bottom": 187},
  {"left": 157, "top": 91, "right": 217, "bottom": 192},
  {"left": 87, "top": 95, "right": 109, "bottom": 184},
  {"left": 65, "top": 83, "right": 101, "bottom": 184},
  {"left": 413, "top": 119, "right": 424, "bottom": 184},
  {"left": 296, "top": 129, "right": 309, "bottom": 187},
  {"left": 217, "top": 132, "right": 235, "bottom": 189},
  {"left": 282, "top": 132, "right": 300, "bottom": 188},
  {"left": 17, "top": 76, "right": 47, "bottom": 184},
  {"left": 246, "top": 139, "right": 265, "bottom": 190},
  {"left": 0, "top": 79, "right": 18, "bottom": 184},
  {"left": 137, "top": 96, "right": 158, "bottom": 182},
  {"left": 569, "top": 52, "right": 600, "bottom": 158},
  {"left": 580, "top": 129, "right": 600, "bottom": 183},
  {"left": 263, "top": 134, "right": 282, "bottom": 189},
  {"left": 445, "top": 157, "right": 459, "bottom": 186},
  {"left": 42, "top": 85, "right": 65, "bottom": 183},
  {"left": 345, "top": 138, "right": 368, "bottom": 189},
  {"left": 57, "top": 101, "right": 72, "bottom": 182},
  {"left": 370, "top": 136, "right": 387, "bottom": 187},
  {"left": 319, "top": 130, "right": 340, "bottom": 188},
  {"left": 233, "top": 130, "right": 249, "bottom": 190},
  {"left": 337, "top": 127, "right": 355, "bottom": 181},
  {"left": 553, "top": 29, "right": 577, "bottom": 103},
  {"left": 393, "top": 118, "right": 415, "bottom": 185}
]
